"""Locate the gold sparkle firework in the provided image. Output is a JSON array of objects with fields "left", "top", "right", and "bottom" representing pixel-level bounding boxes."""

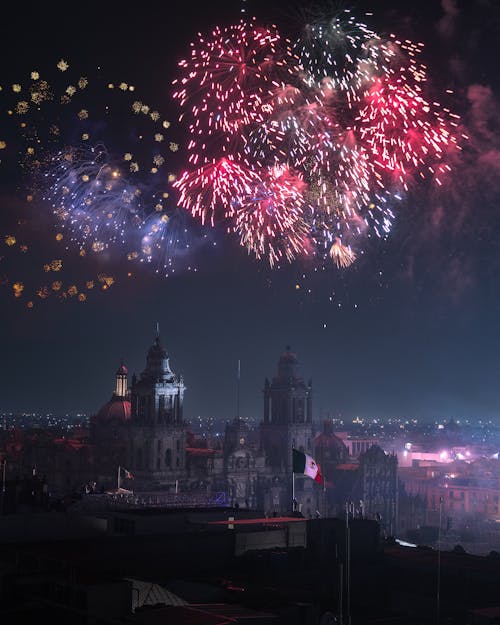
[
  {"left": 329, "top": 239, "right": 356, "bottom": 268},
  {"left": 0, "top": 54, "right": 182, "bottom": 306}
]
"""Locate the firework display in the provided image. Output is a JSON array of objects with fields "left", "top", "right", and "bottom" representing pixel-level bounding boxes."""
[
  {"left": 0, "top": 59, "right": 189, "bottom": 305},
  {"left": 173, "top": 10, "right": 461, "bottom": 267},
  {"left": 0, "top": 6, "right": 463, "bottom": 309}
]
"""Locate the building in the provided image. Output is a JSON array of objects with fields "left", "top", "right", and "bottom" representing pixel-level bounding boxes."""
[
  {"left": 259, "top": 347, "right": 320, "bottom": 517},
  {"left": 91, "top": 331, "right": 187, "bottom": 491},
  {"left": 90, "top": 339, "right": 325, "bottom": 517},
  {"left": 359, "top": 445, "right": 398, "bottom": 536}
]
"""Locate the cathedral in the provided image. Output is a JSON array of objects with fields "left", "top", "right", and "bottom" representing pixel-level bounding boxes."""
[
  {"left": 0, "top": 329, "right": 400, "bottom": 526},
  {"left": 91, "top": 332, "right": 324, "bottom": 517},
  {"left": 90, "top": 330, "right": 398, "bottom": 522}
]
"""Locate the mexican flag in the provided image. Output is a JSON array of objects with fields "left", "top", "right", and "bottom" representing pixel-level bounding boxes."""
[{"left": 292, "top": 448, "right": 323, "bottom": 484}]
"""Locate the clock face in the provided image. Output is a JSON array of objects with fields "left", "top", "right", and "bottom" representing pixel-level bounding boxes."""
[{"left": 239, "top": 437, "right": 245, "bottom": 445}]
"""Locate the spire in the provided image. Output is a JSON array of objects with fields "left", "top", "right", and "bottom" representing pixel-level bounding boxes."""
[{"left": 143, "top": 331, "right": 173, "bottom": 381}]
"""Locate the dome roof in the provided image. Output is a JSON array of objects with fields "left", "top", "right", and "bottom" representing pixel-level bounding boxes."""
[
  {"left": 96, "top": 397, "right": 131, "bottom": 422},
  {"left": 142, "top": 335, "right": 175, "bottom": 382},
  {"left": 279, "top": 346, "right": 298, "bottom": 364},
  {"left": 147, "top": 337, "right": 168, "bottom": 360},
  {"left": 116, "top": 363, "right": 128, "bottom": 375},
  {"left": 315, "top": 431, "right": 348, "bottom": 451},
  {"left": 314, "top": 421, "right": 348, "bottom": 454},
  {"left": 275, "top": 345, "right": 301, "bottom": 382}
]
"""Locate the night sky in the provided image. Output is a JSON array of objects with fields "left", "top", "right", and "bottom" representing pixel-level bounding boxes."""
[{"left": 1, "top": 0, "right": 500, "bottom": 423}]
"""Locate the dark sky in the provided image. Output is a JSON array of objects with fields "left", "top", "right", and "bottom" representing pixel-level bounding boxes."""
[{"left": 1, "top": 0, "right": 500, "bottom": 422}]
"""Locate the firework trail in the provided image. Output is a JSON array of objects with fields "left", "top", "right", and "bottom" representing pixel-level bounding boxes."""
[
  {"left": 42, "top": 144, "right": 143, "bottom": 253},
  {"left": 138, "top": 206, "right": 206, "bottom": 276},
  {"left": 233, "top": 165, "right": 309, "bottom": 267}
]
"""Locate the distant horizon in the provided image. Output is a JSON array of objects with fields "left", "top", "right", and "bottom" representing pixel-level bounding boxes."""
[{"left": 1, "top": 408, "right": 498, "bottom": 427}]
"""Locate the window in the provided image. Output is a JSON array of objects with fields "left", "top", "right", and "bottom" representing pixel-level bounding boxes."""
[
  {"left": 158, "top": 396, "right": 165, "bottom": 423},
  {"left": 165, "top": 449, "right": 172, "bottom": 468}
]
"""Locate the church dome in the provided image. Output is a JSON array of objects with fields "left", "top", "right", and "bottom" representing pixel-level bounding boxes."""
[
  {"left": 95, "top": 397, "right": 131, "bottom": 422},
  {"left": 147, "top": 337, "right": 168, "bottom": 360},
  {"left": 279, "top": 346, "right": 298, "bottom": 364},
  {"left": 142, "top": 335, "right": 174, "bottom": 382},
  {"left": 315, "top": 430, "right": 347, "bottom": 451}
]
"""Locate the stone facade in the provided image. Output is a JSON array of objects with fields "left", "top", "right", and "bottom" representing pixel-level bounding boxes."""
[{"left": 125, "top": 334, "right": 186, "bottom": 489}]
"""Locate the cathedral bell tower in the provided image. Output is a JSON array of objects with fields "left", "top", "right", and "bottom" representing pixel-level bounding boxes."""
[
  {"left": 260, "top": 346, "right": 315, "bottom": 515},
  {"left": 127, "top": 327, "right": 186, "bottom": 489}
]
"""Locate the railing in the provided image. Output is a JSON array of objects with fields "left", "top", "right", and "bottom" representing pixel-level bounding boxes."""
[{"left": 70, "top": 490, "right": 227, "bottom": 512}]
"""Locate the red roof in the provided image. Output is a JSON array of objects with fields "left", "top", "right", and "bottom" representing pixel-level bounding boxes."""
[
  {"left": 53, "top": 438, "right": 89, "bottom": 450},
  {"left": 186, "top": 447, "right": 218, "bottom": 456},
  {"left": 96, "top": 398, "right": 131, "bottom": 422},
  {"left": 208, "top": 516, "right": 306, "bottom": 525},
  {"left": 314, "top": 432, "right": 347, "bottom": 449},
  {"left": 335, "top": 463, "right": 358, "bottom": 471}
]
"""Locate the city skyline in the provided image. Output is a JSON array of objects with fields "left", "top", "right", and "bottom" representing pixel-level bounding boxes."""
[{"left": 1, "top": 0, "right": 500, "bottom": 422}]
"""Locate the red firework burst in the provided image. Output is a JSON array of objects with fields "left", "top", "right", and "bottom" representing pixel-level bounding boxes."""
[
  {"left": 173, "top": 19, "right": 299, "bottom": 137},
  {"left": 173, "top": 158, "right": 257, "bottom": 226},
  {"left": 234, "top": 166, "right": 309, "bottom": 267},
  {"left": 358, "top": 71, "right": 458, "bottom": 189}
]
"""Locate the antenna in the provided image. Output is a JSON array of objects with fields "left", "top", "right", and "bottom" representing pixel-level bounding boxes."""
[
  {"left": 236, "top": 359, "right": 241, "bottom": 420},
  {"left": 156, "top": 321, "right": 160, "bottom": 339}
]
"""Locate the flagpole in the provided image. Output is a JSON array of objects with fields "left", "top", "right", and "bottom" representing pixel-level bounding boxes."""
[
  {"left": 323, "top": 471, "right": 327, "bottom": 518},
  {"left": 117, "top": 465, "right": 121, "bottom": 490},
  {"left": 236, "top": 359, "right": 241, "bottom": 420},
  {"left": 1, "top": 459, "right": 6, "bottom": 515},
  {"left": 292, "top": 472, "right": 295, "bottom": 512},
  {"left": 346, "top": 502, "right": 351, "bottom": 625}
]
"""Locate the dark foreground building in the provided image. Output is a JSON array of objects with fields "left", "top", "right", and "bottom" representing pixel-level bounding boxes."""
[{"left": 0, "top": 504, "right": 499, "bottom": 624}]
